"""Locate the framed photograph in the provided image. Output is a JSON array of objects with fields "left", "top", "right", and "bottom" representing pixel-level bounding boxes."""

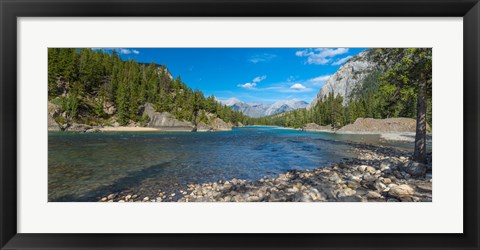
[{"left": 1, "top": 0, "right": 479, "bottom": 249}]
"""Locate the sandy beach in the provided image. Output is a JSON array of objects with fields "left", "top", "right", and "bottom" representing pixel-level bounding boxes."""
[{"left": 99, "top": 126, "right": 163, "bottom": 132}]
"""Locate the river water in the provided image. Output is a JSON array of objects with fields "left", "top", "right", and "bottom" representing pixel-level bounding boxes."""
[{"left": 48, "top": 126, "right": 422, "bottom": 201}]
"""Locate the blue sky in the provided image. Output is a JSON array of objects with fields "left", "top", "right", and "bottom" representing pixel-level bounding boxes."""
[{"left": 110, "top": 48, "right": 366, "bottom": 104}]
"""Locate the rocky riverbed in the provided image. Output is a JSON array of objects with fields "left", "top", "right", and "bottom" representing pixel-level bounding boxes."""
[{"left": 98, "top": 143, "right": 432, "bottom": 202}]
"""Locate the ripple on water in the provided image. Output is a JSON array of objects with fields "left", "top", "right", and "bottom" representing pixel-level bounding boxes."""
[{"left": 48, "top": 127, "right": 417, "bottom": 201}]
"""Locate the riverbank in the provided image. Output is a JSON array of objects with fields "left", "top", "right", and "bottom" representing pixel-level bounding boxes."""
[{"left": 98, "top": 142, "right": 432, "bottom": 202}]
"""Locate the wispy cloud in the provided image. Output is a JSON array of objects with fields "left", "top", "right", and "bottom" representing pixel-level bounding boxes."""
[
  {"left": 332, "top": 55, "right": 353, "bottom": 65},
  {"left": 238, "top": 82, "right": 257, "bottom": 89},
  {"left": 295, "top": 48, "right": 349, "bottom": 65},
  {"left": 237, "top": 75, "right": 267, "bottom": 89},
  {"left": 284, "top": 83, "right": 313, "bottom": 93},
  {"left": 248, "top": 53, "right": 277, "bottom": 63},
  {"left": 97, "top": 48, "right": 140, "bottom": 55}
]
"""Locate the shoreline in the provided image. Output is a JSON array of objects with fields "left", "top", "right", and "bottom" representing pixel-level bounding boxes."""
[
  {"left": 97, "top": 142, "right": 432, "bottom": 203},
  {"left": 49, "top": 125, "right": 429, "bottom": 142}
]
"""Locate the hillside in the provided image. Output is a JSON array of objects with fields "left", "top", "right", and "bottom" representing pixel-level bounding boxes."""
[{"left": 47, "top": 48, "right": 247, "bottom": 132}]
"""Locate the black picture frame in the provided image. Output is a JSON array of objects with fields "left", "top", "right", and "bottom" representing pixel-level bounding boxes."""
[{"left": 1, "top": 0, "right": 479, "bottom": 249}]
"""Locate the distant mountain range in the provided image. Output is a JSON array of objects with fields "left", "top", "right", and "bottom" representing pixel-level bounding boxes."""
[{"left": 218, "top": 98, "right": 308, "bottom": 118}]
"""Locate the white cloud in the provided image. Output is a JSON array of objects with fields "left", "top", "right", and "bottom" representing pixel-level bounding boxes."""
[
  {"left": 117, "top": 48, "right": 132, "bottom": 54},
  {"left": 113, "top": 48, "right": 140, "bottom": 55},
  {"left": 295, "top": 48, "right": 349, "bottom": 65},
  {"left": 332, "top": 55, "right": 353, "bottom": 65},
  {"left": 249, "top": 53, "right": 277, "bottom": 63},
  {"left": 238, "top": 75, "right": 266, "bottom": 89},
  {"left": 238, "top": 82, "right": 257, "bottom": 89},
  {"left": 290, "top": 83, "right": 307, "bottom": 90}
]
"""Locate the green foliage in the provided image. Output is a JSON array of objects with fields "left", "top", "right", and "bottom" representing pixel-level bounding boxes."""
[
  {"left": 54, "top": 115, "right": 67, "bottom": 126},
  {"left": 48, "top": 48, "right": 247, "bottom": 126}
]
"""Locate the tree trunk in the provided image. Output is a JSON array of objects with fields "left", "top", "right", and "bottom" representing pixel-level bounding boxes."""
[{"left": 413, "top": 77, "right": 427, "bottom": 164}]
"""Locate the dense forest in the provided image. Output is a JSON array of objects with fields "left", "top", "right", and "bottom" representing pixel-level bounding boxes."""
[
  {"left": 48, "top": 48, "right": 248, "bottom": 127},
  {"left": 247, "top": 48, "right": 432, "bottom": 132}
]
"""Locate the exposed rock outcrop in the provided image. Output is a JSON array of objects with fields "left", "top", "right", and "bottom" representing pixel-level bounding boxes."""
[
  {"left": 210, "top": 118, "right": 233, "bottom": 131},
  {"left": 144, "top": 103, "right": 194, "bottom": 131},
  {"left": 48, "top": 102, "right": 64, "bottom": 131},
  {"left": 337, "top": 117, "right": 430, "bottom": 134},
  {"left": 195, "top": 122, "right": 212, "bottom": 132},
  {"left": 303, "top": 123, "right": 333, "bottom": 132},
  {"left": 307, "top": 50, "right": 379, "bottom": 109}
]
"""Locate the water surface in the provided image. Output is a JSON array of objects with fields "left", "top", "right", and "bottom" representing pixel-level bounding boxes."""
[{"left": 48, "top": 126, "right": 420, "bottom": 201}]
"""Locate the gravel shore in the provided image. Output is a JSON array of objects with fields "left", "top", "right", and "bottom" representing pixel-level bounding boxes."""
[{"left": 99, "top": 142, "right": 432, "bottom": 202}]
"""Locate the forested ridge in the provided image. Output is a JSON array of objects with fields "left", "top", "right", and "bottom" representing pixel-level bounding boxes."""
[{"left": 48, "top": 48, "right": 248, "bottom": 128}]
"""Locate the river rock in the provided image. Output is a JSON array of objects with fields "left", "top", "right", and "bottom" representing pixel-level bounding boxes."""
[
  {"left": 404, "top": 161, "right": 427, "bottom": 178},
  {"left": 337, "top": 188, "right": 356, "bottom": 197},
  {"left": 365, "top": 166, "right": 376, "bottom": 175},
  {"left": 366, "top": 191, "right": 382, "bottom": 199},
  {"left": 388, "top": 184, "right": 415, "bottom": 198},
  {"left": 380, "top": 158, "right": 402, "bottom": 171}
]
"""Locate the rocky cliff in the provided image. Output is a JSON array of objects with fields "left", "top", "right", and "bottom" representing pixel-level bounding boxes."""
[
  {"left": 307, "top": 50, "right": 379, "bottom": 109},
  {"left": 48, "top": 102, "right": 63, "bottom": 131},
  {"left": 144, "top": 103, "right": 195, "bottom": 131},
  {"left": 144, "top": 103, "right": 233, "bottom": 132}
]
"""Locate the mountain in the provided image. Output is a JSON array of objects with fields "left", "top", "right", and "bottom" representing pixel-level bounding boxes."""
[
  {"left": 307, "top": 49, "right": 379, "bottom": 109},
  {"left": 264, "top": 99, "right": 308, "bottom": 116},
  {"left": 219, "top": 98, "right": 307, "bottom": 118}
]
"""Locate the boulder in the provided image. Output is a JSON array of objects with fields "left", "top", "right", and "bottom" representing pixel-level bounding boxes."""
[
  {"left": 404, "top": 161, "right": 427, "bottom": 178},
  {"left": 195, "top": 122, "right": 212, "bottom": 132},
  {"left": 379, "top": 158, "right": 402, "bottom": 171},
  {"left": 388, "top": 184, "right": 415, "bottom": 198},
  {"left": 209, "top": 117, "right": 233, "bottom": 131}
]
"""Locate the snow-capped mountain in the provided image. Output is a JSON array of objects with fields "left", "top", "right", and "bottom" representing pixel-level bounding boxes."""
[
  {"left": 264, "top": 99, "right": 308, "bottom": 116},
  {"left": 218, "top": 98, "right": 308, "bottom": 118}
]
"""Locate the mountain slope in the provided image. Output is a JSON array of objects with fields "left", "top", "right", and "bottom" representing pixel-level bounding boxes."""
[
  {"left": 307, "top": 49, "right": 379, "bottom": 109},
  {"left": 264, "top": 99, "right": 308, "bottom": 116},
  {"left": 219, "top": 98, "right": 308, "bottom": 118}
]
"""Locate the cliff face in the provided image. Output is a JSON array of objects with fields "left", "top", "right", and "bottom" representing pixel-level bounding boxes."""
[
  {"left": 144, "top": 103, "right": 195, "bottom": 131},
  {"left": 144, "top": 103, "right": 233, "bottom": 132},
  {"left": 307, "top": 50, "right": 379, "bottom": 109}
]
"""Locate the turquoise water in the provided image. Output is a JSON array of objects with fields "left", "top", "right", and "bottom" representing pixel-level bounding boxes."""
[{"left": 48, "top": 126, "right": 420, "bottom": 202}]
